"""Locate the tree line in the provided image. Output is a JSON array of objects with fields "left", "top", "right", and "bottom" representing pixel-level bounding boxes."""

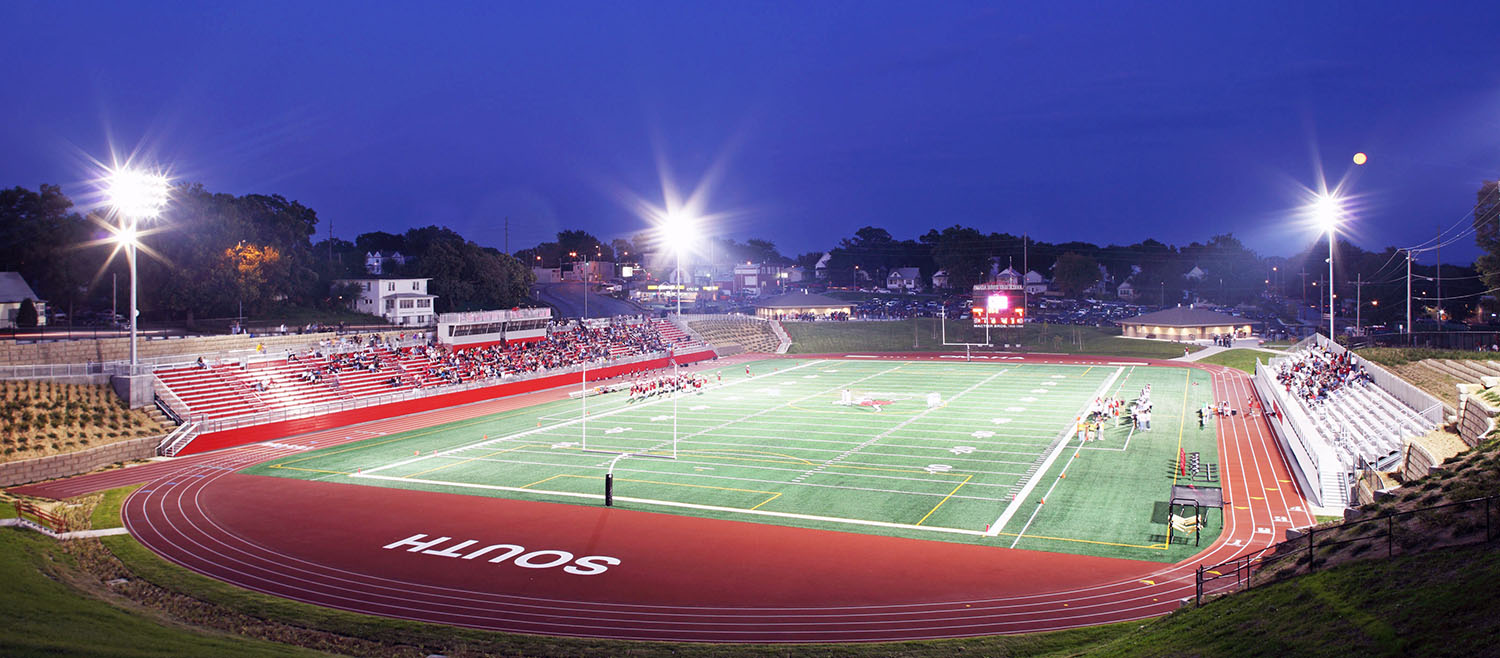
[{"left": 0, "top": 183, "right": 534, "bottom": 326}]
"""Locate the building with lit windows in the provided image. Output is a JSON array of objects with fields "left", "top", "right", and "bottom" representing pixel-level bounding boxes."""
[{"left": 336, "top": 277, "right": 437, "bottom": 326}]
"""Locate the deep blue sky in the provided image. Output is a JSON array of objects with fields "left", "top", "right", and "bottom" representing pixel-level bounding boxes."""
[{"left": 3, "top": 1, "right": 1498, "bottom": 266}]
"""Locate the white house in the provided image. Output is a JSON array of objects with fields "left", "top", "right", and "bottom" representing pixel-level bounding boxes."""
[
  {"left": 337, "top": 277, "right": 437, "bottom": 326},
  {"left": 813, "top": 252, "right": 833, "bottom": 279},
  {"left": 931, "top": 270, "right": 950, "bottom": 289},
  {"left": 1184, "top": 265, "right": 1208, "bottom": 281},
  {"left": 887, "top": 267, "right": 922, "bottom": 292},
  {"left": 0, "top": 272, "right": 46, "bottom": 328},
  {"left": 364, "top": 251, "right": 407, "bottom": 276},
  {"left": 1117, "top": 280, "right": 1141, "bottom": 301},
  {"left": 1024, "top": 270, "right": 1050, "bottom": 295}
]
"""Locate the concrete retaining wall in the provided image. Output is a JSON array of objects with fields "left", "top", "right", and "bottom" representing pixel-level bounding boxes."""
[
  {"left": 0, "top": 330, "right": 409, "bottom": 367},
  {"left": 0, "top": 435, "right": 161, "bottom": 488}
]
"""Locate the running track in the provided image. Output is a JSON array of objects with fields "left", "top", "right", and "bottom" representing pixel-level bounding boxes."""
[{"left": 10, "top": 353, "right": 1316, "bottom": 643}]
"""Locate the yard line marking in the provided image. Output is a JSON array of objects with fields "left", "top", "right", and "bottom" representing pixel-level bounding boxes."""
[
  {"left": 915, "top": 474, "right": 973, "bottom": 526},
  {"left": 789, "top": 369, "right": 1009, "bottom": 483},
  {"left": 985, "top": 366, "right": 1125, "bottom": 537},
  {"left": 359, "top": 359, "right": 826, "bottom": 476},
  {"left": 354, "top": 472, "right": 988, "bottom": 536}
]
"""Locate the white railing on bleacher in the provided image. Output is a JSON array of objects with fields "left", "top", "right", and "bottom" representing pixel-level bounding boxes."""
[
  {"left": 1303, "top": 333, "right": 1445, "bottom": 425},
  {"left": 1254, "top": 359, "right": 1345, "bottom": 508},
  {"left": 187, "top": 347, "right": 714, "bottom": 435},
  {"left": 157, "top": 421, "right": 201, "bottom": 457},
  {"left": 154, "top": 376, "right": 192, "bottom": 422}
]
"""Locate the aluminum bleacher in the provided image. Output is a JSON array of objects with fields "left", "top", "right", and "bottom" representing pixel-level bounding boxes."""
[{"left": 157, "top": 320, "right": 700, "bottom": 423}]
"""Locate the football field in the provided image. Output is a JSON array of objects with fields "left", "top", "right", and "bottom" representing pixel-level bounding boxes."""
[{"left": 248, "top": 357, "right": 1223, "bottom": 563}]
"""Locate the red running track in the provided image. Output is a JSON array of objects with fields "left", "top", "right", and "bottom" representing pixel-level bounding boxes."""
[{"left": 16, "top": 353, "right": 1317, "bottom": 642}]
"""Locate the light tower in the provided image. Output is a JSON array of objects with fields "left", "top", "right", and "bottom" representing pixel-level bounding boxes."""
[
  {"left": 105, "top": 167, "right": 171, "bottom": 368},
  {"left": 1311, "top": 194, "right": 1343, "bottom": 340}
]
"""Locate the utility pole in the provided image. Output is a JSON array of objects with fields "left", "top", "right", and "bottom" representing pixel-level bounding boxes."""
[
  {"left": 1298, "top": 269, "right": 1309, "bottom": 307},
  {"left": 1406, "top": 250, "right": 1413, "bottom": 346},
  {"left": 1435, "top": 228, "right": 1442, "bottom": 323},
  {"left": 1351, "top": 273, "right": 1365, "bottom": 335},
  {"left": 505, "top": 217, "right": 510, "bottom": 255}
]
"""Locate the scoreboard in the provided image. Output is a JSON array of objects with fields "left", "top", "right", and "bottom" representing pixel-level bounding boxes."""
[{"left": 972, "top": 284, "right": 1025, "bottom": 326}]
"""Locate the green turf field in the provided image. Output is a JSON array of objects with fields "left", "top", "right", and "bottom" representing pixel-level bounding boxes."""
[{"left": 246, "top": 358, "right": 1224, "bottom": 563}]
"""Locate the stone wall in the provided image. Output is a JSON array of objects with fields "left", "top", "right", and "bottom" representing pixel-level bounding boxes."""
[
  {"left": 1400, "top": 440, "right": 1439, "bottom": 482},
  {"left": 0, "top": 435, "right": 162, "bottom": 488},
  {"left": 0, "top": 330, "right": 409, "bottom": 367}
]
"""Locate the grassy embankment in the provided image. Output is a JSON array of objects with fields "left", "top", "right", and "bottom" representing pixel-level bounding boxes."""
[
  {"left": 784, "top": 318, "right": 1202, "bottom": 360},
  {"left": 1196, "top": 348, "right": 1283, "bottom": 374}
]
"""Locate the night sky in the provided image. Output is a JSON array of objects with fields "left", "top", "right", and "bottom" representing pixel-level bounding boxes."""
[{"left": 3, "top": 1, "right": 1498, "bottom": 265}]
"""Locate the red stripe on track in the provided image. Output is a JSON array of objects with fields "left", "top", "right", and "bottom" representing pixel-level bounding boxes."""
[{"left": 34, "top": 352, "right": 1313, "bottom": 642}]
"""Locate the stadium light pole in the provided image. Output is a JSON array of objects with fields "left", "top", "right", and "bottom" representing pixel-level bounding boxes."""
[
  {"left": 1312, "top": 194, "right": 1343, "bottom": 340},
  {"left": 105, "top": 168, "right": 170, "bottom": 369},
  {"left": 657, "top": 211, "right": 698, "bottom": 458}
]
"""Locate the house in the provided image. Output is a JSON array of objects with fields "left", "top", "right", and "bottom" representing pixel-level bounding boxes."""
[
  {"left": 994, "top": 266, "right": 1023, "bottom": 287},
  {"left": 813, "top": 252, "right": 833, "bottom": 280},
  {"left": 1024, "top": 270, "right": 1050, "bottom": 295},
  {"left": 1183, "top": 265, "right": 1208, "bottom": 281},
  {"left": 733, "top": 262, "right": 791, "bottom": 296},
  {"left": 1117, "top": 280, "right": 1141, "bottom": 301},
  {"left": 0, "top": 272, "right": 46, "bottom": 328},
  {"left": 336, "top": 277, "right": 438, "bottom": 326},
  {"left": 887, "top": 267, "right": 922, "bottom": 292},
  {"left": 931, "top": 270, "right": 949, "bottom": 289},
  {"left": 364, "top": 251, "right": 407, "bottom": 276}
]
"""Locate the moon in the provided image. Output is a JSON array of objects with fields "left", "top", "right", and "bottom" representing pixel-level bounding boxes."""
[{"left": 1352, "top": 152, "right": 1368, "bottom": 165}]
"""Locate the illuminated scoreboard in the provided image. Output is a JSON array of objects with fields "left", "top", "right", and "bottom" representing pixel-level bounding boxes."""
[{"left": 972, "top": 283, "right": 1025, "bottom": 326}]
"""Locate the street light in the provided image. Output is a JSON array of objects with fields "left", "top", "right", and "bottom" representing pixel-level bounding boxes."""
[
  {"left": 1311, "top": 194, "right": 1343, "bottom": 339},
  {"left": 105, "top": 167, "right": 170, "bottom": 368}
]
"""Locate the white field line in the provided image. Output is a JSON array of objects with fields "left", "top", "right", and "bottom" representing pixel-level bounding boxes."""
[
  {"left": 587, "top": 364, "right": 908, "bottom": 466},
  {"left": 354, "top": 472, "right": 988, "bottom": 536},
  {"left": 431, "top": 448, "right": 1024, "bottom": 493},
  {"left": 789, "top": 369, "right": 1010, "bottom": 482},
  {"left": 358, "top": 359, "right": 826, "bottom": 476},
  {"left": 985, "top": 366, "right": 1125, "bottom": 537},
  {"left": 1009, "top": 436, "right": 1089, "bottom": 548}
]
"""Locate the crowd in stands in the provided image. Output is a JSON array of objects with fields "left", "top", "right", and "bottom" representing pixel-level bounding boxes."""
[{"left": 1274, "top": 347, "right": 1373, "bottom": 404}]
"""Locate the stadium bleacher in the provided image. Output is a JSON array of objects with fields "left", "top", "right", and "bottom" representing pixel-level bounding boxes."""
[
  {"left": 156, "top": 318, "right": 707, "bottom": 422},
  {"left": 1269, "top": 346, "right": 1436, "bottom": 470},
  {"left": 686, "top": 316, "right": 783, "bottom": 354}
]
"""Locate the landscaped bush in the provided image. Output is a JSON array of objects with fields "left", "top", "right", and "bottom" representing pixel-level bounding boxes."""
[{"left": 0, "top": 381, "right": 165, "bottom": 463}]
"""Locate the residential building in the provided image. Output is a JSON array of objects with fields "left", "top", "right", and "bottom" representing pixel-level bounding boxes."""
[
  {"left": 336, "top": 277, "right": 437, "bottom": 326},
  {"left": 0, "top": 272, "right": 46, "bottom": 328},
  {"left": 887, "top": 267, "right": 922, "bottom": 292}
]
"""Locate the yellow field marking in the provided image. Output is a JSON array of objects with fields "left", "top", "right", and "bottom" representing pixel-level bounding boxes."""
[
  {"left": 518, "top": 473, "right": 569, "bottom": 490},
  {"left": 1280, "top": 479, "right": 1292, "bottom": 483},
  {"left": 1265, "top": 487, "right": 1278, "bottom": 491},
  {"left": 1251, "top": 496, "right": 1264, "bottom": 500},
  {"left": 1207, "top": 569, "right": 1222, "bottom": 576},
  {"left": 537, "top": 473, "right": 781, "bottom": 510},
  {"left": 272, "top": 405, "right": 538, "bottom": 468},
  {"left": 403, "top": 444, "right": 536, "bottom": 479},
  {"left": 750, "top": 492, "right": 782, "bottom": 510},
  {"left": 996, "top": 531, "right": 1168, "bottom": 550},
  {"left": 266, "top": 464, "right": 349, "bottom": 476},
  {"left": 1139, "top": 579, "right": 1155, "bottom": 585},
  {"left": 915, "top": 474, "right": 972, "bottom": 526},
  {"left": 678, "top": 448, "right": 814, "bottom": 466},
  {"left": 1164, "top": 368, "right": 1193, "bottom": 548}
]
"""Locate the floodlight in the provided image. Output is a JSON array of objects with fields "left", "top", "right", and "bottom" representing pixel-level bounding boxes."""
[
  {"left": 107, "top": 168, "right": 170, "bottom": 221},
  {"left": 1311, "top": 194, "right": 1342, "bottom": 232},
  {"left": 658, "top": 211, "right": 698, "bottom": 254}
]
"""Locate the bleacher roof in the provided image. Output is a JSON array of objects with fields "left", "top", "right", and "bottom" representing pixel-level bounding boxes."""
[{"left": 1119, "top": 306, "right": 1257, "bottom": 327}]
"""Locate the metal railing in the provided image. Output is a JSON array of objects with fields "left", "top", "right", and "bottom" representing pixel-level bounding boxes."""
[
  {"left": 157, "top": 421, "right": 201, "bottom": 457},
  {"left": 1196, "top": 492, "right": 1499, "bottom": 604},
  {"left": 1253, "top": 360, "right": 1344, "bottom": 507}
]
